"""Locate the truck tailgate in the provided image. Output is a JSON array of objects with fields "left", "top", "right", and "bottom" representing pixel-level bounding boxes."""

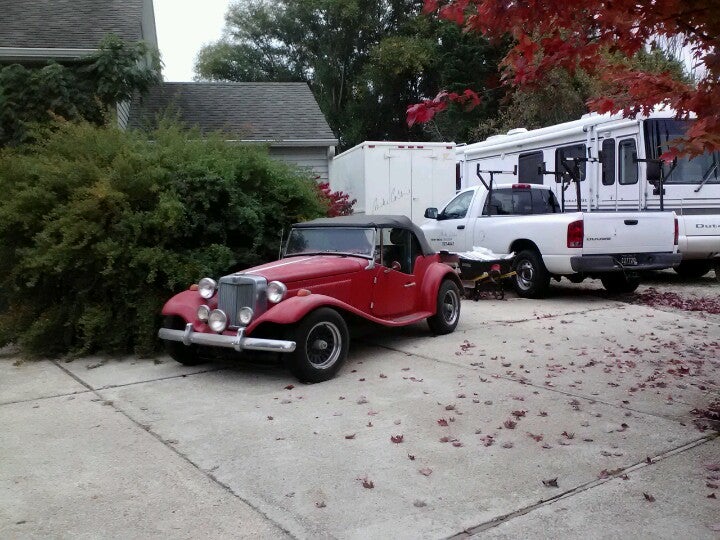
[{"left": 583, "top": 212, "right": 675, "bottom": 254}]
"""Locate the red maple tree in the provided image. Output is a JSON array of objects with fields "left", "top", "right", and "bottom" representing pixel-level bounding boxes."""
[
  {"left": 409, "top": 0, "right": 720, "bottom": 158},
  {"left": 316, "top": 181, "right": 356, "bottom": 217}
]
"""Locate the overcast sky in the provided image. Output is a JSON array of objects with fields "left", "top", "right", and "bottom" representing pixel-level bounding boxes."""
[{"left": 154, "top": 0, "right": 234, "bottom": 82}]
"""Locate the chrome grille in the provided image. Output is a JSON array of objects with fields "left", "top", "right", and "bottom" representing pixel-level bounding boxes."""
[{"left": 217, "top": 275, "right": 267, "bottom": 327}]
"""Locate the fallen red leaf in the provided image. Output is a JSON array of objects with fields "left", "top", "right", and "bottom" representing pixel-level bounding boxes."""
[
  {"left": 437, "top": 418, "right": 449, "bottom": 426},
  {"left": 408, "top": 454, "right": 416, "bottom": 460},
  {"left": 542, "top": 477, "right": 558, "bottom": 488},
  {"left": 344, "top": 433, "right": 356, "bottom": 439},
  {"left": 284, "top": 384, "right": 295, "bottom": 390},
  {"left": 512, "top": 410, "right": 527, "bottom": 419},
  {"left": 391, "top": 434, "right": 404, "bottom": 444},
  {"left": 503, "top": 419, "right": 517, "bottom": 429},
  {"left": 643, "top": 492, "right": 656, "bottom": 502}
]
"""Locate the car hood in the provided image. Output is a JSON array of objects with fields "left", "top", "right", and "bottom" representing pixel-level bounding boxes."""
[{"left": 238, "top": 255, "right": 368, "bottom": 283}]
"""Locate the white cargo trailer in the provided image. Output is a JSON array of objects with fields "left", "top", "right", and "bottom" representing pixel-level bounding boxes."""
[
  {"left": 330, "top": 141, "right": 457, "bottom": 225},
  {"left": 455, "top": 110, "right": 720, "bottom": 277}
]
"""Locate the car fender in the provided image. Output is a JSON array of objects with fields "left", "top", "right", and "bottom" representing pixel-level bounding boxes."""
[
  {"left": 246, "top": 294, "right": 365, "bottom": 333},
  {"left": 161, "top": 290, "right": 215, "bottom": 330},
  {"left": 419, "top": 263, "right": 463, "bottom": 313}
]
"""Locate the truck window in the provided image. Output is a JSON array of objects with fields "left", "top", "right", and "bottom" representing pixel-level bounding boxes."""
[
  {"left": 601, "top": 139, "right": 615, "bottom": 185},
  {"left": 483, "top": 188, "right": 534, "bottom": 215},
  {"left": 440, "top": 190, "right": 474, "bottom": 219},
  {"left": 483, "top": 189, "right": 512, "bottom": 215},
  {"left": 555, "top": 144, "right": 586, "bottom": 183},
  {"left": 531, "top": 189, "right": 561, "bottom": 213},
  {"left": 619, "top": 139, "right": 638, "bottom": 185},
  {"left": 518, "top": 151, "right": 544, "bottom": 184}
]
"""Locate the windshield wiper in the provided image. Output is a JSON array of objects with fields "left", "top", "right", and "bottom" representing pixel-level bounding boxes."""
[{"left": 695, "top": 155, "right": 719, "bottom": 193}]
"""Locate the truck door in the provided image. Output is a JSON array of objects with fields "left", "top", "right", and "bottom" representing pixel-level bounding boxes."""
[{"left": 422, "top": 189, "right": 476, "bottom": 252}]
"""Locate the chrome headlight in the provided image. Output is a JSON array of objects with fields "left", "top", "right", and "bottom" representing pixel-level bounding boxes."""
[
  {"left": 208, "top": 309, "right": 227, "bottom": 333},
  {"left": 197, "top": 304, "right": 210, "bottom": 322},
  {"left": 198, "top": 277, "right": 217, "bottom": 299},
  {"left": 267, "top": 281, "right": 287, "bottom": 304},
  {"left": 238, "top": 307, "right": 254, "bottom": 326}
]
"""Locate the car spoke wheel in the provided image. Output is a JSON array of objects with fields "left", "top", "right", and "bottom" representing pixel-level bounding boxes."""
[
  {"left": 427, "top": 280, "right": 461, "bottom": 335},
  {"left": 512, "top": 249, "right": 550, "bottom": 298},
  {"left": 288, "top": 308, "right": 349, "bottom": 383},
  {"left": 305, "top": 321, "right": 342, "bottom": 368}
]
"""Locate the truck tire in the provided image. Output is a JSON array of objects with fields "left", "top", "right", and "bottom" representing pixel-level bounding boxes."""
[
  {"left": 600, "top": 273, "right": 640, "bottom": 294},
  {"left": 287, "top": 308, "right": 349, "bottom": 383},
  {"left": 162, "top": 316, "right": 205, "bottom": 366},
  {"left": 673, "top": 260, "right": 712, "bottom": 279},
  {"left": 427, "top": 279, "right": 461, "bottom": 335},
  {"left": 512, "top": 250, "right": 550, "bottom": 298}
]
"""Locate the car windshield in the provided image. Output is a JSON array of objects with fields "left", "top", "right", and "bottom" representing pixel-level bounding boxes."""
[{"left": 284, "top": 227, "right": 375, "bottom": 258}]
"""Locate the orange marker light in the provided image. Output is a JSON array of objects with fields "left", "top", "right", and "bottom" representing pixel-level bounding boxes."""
[
  {"left": 297, "top": 288, "right": 311, "bottom": 297},
  {"left": 189, "top": 284, "right": 199, "bottom": 291}
]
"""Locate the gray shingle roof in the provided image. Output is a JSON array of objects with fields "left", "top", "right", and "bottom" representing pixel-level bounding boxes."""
[
  {"left": 0, "top": 0, "right": 144, "bottom": 49},
  {"left": 128, "top": 82, "right": 337, "bottom": 143}
]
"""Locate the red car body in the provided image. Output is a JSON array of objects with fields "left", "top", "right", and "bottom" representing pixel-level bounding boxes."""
[{"left": 158, "top": 215, "right": 462, "bottom": 382}]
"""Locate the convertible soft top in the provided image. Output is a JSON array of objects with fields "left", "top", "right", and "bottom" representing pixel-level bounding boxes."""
[{"left": 293, "top": 214, "right": 435, "bottom": 256}]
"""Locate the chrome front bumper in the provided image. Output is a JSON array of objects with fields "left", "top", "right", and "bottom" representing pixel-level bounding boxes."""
[{"left": 158, "top": 324, "right": 296, "bottom": 353}]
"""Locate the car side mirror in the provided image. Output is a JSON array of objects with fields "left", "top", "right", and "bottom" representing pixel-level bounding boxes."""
[{"left": 424, "top": 207, "right": 438, "bottom": 219}]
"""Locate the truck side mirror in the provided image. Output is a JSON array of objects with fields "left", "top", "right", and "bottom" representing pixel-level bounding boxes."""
[
  {"left": 646, "top": 161, "right": 662, "bottom": 183},
  {"left": 424, "top": 207, "right": 438, "bottom": 219}
]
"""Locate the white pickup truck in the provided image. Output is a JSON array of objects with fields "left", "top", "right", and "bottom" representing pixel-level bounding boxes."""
[{"left": 421, "top": 183, "right": 681, "bottom": 297}]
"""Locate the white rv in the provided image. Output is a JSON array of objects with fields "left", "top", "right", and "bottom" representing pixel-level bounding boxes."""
[
  {"left": 329, "top": 141, "right": 457, "bottom": 225},
  {"left": 456, "top": 111, "right": 720, "bottom": 277}
]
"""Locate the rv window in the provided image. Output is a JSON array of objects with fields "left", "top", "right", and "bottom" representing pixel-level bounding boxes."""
[
  {"left": 601, "top": 139, "right": 616, "bottom": 186},
  {"left": 619, "top": 139, "right": 638, "bottom": 185},
  {"left": 531, "top": 189, "right": 561, "bottom": 213},
  {"left": 518, "top": 152, "right": 544, "bottom": 184},
  {"left": 555, "top": 144, "right": 586, "bottom": 183}
]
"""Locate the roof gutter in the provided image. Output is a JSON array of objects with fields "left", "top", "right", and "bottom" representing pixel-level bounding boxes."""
[
  {"left": 0, "top": 47, "right": 97, "bottom": 62},
  {"left": 226, "top": 138, "right": 338, "bottom": 147}
]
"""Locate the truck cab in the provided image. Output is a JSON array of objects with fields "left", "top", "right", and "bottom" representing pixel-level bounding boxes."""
[{"left": 422, "top": 183, "right": 681, "bottom": 297}]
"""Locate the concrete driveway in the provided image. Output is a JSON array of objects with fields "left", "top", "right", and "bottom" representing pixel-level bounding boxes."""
[{"left": 1, "top": 277, "right": 718, "bottom": 539}]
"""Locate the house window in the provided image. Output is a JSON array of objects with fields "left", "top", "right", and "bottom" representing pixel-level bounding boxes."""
[
  {"left": 555, "top": 144, "right": 586, "bottom": 183},
  {"left": 518, "top": 151, "right": 544, "bottom": 184},
  {"left": 601, "top": 139, "right": 615, "bottom": 186},
  {"left": 619, "top": 139, "right": 638, "bottom": 185}
]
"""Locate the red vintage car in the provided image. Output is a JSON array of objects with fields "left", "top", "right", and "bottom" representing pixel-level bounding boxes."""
[{"left": 158, "top": 215, "right": 462, "bottom": 382}]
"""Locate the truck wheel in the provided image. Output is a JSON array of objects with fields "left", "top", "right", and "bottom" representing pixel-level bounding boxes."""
[
  {"left": 512, "top": 250, "right": 550, "bottom": 298},
  {"left": 162, "top": 316, "right": 205, "bottom": 366},
  {"left": 600, "top": 273, "right": 640, "bottom": 294},
  {"left": 427, "top": 279, "right": 461, "bottom": 335},
  {"left": 673, "top": 260, "right": 712, "bottom": 279},
  {"left": 288, "top": 308, "right": 349, "bottom": 383}
]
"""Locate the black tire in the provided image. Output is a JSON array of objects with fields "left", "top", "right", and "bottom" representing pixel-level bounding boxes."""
[
  {"left": 162, "top": 316, "right": 206, "bottom": 366},
  {"left": 427, "top": 279, "right": 461, "bottom": 335},
  {"left": 287, "top": 308, "right": 349, "bottom": 383},
  {"left": 673, "top": 260, "right": 712, "bottom": 279},
  {"left": 512, "top": 249, "right": 550, "bottom": 298},
  {"left": 600, "top": 273, "right": 641, "bottom": 294}
]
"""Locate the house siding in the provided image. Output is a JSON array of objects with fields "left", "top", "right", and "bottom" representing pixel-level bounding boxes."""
[
  {"left": 116, "top": 101, "right": 131, "bottom": 129},
  {"left": 269, "top": 146, "right": 333, "bottom": 182}
]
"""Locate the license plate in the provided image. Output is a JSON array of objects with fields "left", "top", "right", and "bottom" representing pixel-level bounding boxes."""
[{"left": 620, "top": 255, "right": 638, "bottom": 266}]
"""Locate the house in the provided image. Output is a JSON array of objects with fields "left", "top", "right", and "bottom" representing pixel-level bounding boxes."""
[
  {"left": 0, "top": 1, "right": 337, "bottom": 180},
  {"left": 128, "top": 82, "right": 338, "bottom": 181},
  {"left": 0, "top": 0, "right": 158, "bottom": 126}
]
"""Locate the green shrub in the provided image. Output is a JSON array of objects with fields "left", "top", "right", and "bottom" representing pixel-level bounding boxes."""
[{"left": 0, "top": 121, "right": 327, "bottom": 357}]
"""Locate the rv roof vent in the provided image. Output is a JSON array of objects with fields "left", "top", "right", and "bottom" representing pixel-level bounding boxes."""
[
  {"left": 506, "top": 128, "right": 528, "bottom": 136},
  {"left": 486, "top": 134, "right": 507, "bottom": 142}
]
